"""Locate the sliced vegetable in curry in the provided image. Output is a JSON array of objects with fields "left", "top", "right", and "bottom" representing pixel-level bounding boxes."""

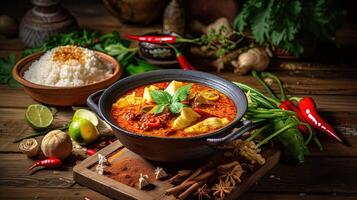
[{"left": 111, "top": 81, "right": 237, "bottom": 137}]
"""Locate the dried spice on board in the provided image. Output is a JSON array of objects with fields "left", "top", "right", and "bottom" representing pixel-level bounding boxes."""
[{"left": 106, "top": 157, "right": 156, "bottom": 188}]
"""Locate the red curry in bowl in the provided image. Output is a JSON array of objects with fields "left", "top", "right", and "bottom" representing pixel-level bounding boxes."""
[{"left": 111, "top": 81, "right": 237, "bottom": 137}]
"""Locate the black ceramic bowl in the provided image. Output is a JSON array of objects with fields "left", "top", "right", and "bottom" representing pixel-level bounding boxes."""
[
  {"left": 138, "top": 32, "right": 188, "bottom": 62},
  {"left": 87, "top": 69, "right": 253, "bottom": 162}
]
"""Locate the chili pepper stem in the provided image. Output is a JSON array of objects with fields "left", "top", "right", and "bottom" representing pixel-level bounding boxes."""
[
  {"left": 247, "top": 108, "right": 296, "bottom": 115},
  {"left": 256, "top": 122, "right": 299, "bottom": 148},
  {"left": 234, "top": 82, "right": 279, "bottom": 107},
  {"left": 262, "top": 72, "right": 288, "bottom": 101},
  {"left": 250, "top": 95, "right": 276, "bottom": 109},
  {"left": 252, "top": 71, "right": 280, "bottom": 103},
  {"left": 313, "top": 136, "right": 324, "bottom": 151},
  {"left": 289, "top": 96, "right": 303, "bottom": 103},
  {"left": 251, "top": 118, "right": 267, "bottom": 124},
  {"left": 175, "top": 37, "right": 201, "bottom": 44},
  {"left": 299, "top": 122, "right": 313, "bottom": 144},
  {"left": 246, "top": 124, "right": 270, "bottom": 141}
]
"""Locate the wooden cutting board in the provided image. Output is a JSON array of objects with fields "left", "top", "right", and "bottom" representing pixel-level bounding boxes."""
[{"left": 73, "top": 140, "right": 281, "bottom": 200}]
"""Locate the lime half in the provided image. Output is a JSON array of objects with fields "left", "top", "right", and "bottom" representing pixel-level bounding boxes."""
[
  {"left": 72, "top": 109, "right": 98, "bottom": 127},
  {"left": 25, "top": 104, "right": 53, "bottom": 130}
]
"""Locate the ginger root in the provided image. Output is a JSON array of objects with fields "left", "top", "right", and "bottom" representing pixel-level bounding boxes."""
[{"left": 231, "top": 48, "right": 270, "bottom": 75}]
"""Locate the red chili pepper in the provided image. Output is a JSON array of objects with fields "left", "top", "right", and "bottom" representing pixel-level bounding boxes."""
[
  {"left": 297, "top": 97, "right": 343, "bottom": 143},
  {"left": 176, "top": 53, "right": 196, "bottom": 70},
  {"left": 147, "top": 118, "right": 161, "bottom": 128},
  {"left": 86, "top": 149, "right": 97, "bottom": 156},
  {"left": 254, "top": 71, "right": 323, "bottom": 150},
  {"left": 167, "top": 44, "right": 196, "bottom": 70},
  {"left": 281, "top": 100, "right": 310, "bottom": 135},
  {"left": 29, "top": 157, "right": 62, "bottom": 170},
  {"left": 126, "top": 34, "right": 177, "bottom": 44}
]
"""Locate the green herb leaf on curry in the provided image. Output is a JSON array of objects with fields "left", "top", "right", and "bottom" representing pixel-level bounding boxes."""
[
  {"left": 168, "top": 102, "right": 184, "bottom": 114},
  {"left": 172, "top": 84, "right": 192, "bottom": 102},
  {"left": 150, "top": 84, "right": 192, "bottom": 114},
  {"left": 150, "top": 90, "right": 172, "bottom": 105},
  {"left": 153, "top": 104, "right": 168, "bottom": 115}
]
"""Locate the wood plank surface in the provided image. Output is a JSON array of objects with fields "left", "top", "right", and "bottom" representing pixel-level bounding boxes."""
[{"left": 1, "top": 0, "right": 357, "bottom": 199}]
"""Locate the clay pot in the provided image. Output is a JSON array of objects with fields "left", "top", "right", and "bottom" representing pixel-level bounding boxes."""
[
  {"left": 102, "top": 0, "right": 168, "bottom": 24},
  {"left": 87, "top": 69, "right": 253, "bottom": 162},
  {"left": 12, "top": 51, "right": 122, "bottom": 106},
  {"left": 19, "top": 0, "right": 77, "bottom": 48}
]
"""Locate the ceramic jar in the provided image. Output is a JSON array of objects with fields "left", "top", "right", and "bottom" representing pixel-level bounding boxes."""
[{"left": 19, "top": 0, "right": 77, "bottom": 47}]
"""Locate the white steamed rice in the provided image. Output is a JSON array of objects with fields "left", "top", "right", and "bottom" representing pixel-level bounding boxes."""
[{"left": 23, "top": 45, "right": 113, "bottom": 87}]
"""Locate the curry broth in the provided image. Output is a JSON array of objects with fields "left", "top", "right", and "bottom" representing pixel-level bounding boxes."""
[{"left": 111, "top": 82, "right": 236, "bottom": 137}]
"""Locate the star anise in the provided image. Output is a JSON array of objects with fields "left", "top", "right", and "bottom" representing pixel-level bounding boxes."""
[
  {"left": 211, "top": 180, "right": 233, "bottom": 199},
  {"left": 218, "top": 164, "right": 243, "bottom": 186},
  {"left": 194, "top": 184, "right": 211, "bottom": 200}
]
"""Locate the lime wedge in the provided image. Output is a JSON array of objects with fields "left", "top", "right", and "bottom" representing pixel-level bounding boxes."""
[
  {"left": 72, "top": 109, "right": 98, "bottom": 127},
  {"left": 25, "top": 104, "right": 53, "bottom": 130}
]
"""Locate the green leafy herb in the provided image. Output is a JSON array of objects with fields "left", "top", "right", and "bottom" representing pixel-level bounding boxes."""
[
  {"left": 125, "top": 58, "right": 159, "bottom": 76},
  {"left": 168, "top": 102, "right": 184, "bottom": 113},
  {"left": 150, "top": 90, "right": 172, "bottom": 105},
  {"left": 0, "top": 54, "right": 20, "bottom": 87},
  {"left": 172, "top": 84, "right": 192, "bottom": 102},
  {"left": 150, "top": 84, "right": 192, "bottom": 114},
  {"left": 234, "top": 0, "right": 345, "bottom": 55},
  {"left": 199, "top": 26, "right": 243, "bottom": 57},
  {"left": 154, "top": 104, "right": 168, "bottom": 115}
]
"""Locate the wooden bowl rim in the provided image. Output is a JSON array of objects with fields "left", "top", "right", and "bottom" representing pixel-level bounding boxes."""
[{"left": 12, "top": 50, "right": 122, "bottom": 92}]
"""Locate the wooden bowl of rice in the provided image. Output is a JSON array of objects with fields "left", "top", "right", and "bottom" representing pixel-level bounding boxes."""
[{"left": 12, "top": 49, "right": 122, "bottom": 106}]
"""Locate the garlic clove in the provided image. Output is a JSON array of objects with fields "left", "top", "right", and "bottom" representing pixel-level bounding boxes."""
[
  {"left": 19, "top": 138, "right": 39, "bottom": 157},
  {"left": 139, "top": 174, "right": 150, "bottom": 189},
  {"left": 155, "top": 167, "right": 168, "bottom": 180}
]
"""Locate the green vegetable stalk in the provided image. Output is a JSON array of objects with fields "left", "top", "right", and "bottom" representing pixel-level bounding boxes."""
[{"left": 234, "top": 82, "right": 311, "bottom": 164}]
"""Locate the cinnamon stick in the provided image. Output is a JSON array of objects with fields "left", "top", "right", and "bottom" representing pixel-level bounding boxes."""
[
  {"left": 169, "top": 170, "right": 193, "bottom": 183},
  {"left": 178, "top": 181, "right": 202, "bottom": 200},
  {"left": 193, "top": 169, "right": 216, "bottom": 181},
  {"left": 217, "top": 161, "right": 240, "bottom": 170},
  {"left": 182, "top": 168, "right": 202, "bottom": 184},
  {"left": 165, "top": 180, "right": 196, "bottom": 195}
]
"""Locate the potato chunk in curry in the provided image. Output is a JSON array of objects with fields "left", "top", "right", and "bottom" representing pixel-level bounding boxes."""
[
  {"left": 113, "top": 92, "right": 143, "bottom": 108},
  {"left": 173, "top": 107, "right": 201, "bottom": 130},
  {"left": 184, "top": 117, "right": 229, "bottom": 134}
]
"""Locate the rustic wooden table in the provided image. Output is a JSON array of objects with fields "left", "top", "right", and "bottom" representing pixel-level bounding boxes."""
[{"left": 1, "top": 1, "right": 357, "bottom": 200}]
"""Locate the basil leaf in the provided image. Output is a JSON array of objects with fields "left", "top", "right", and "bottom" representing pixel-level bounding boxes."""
[
  {"left": 154, "top": 104, "right": 167, "bottom": 115},
  {"left": 150, "top": 90, "right": 172, "bottom": 105},
  {"left": 168, "top": 102, "right": 184, "bottom": 114},
  {"left": 172, "top": 84, "right": 192, "bottom": 103}
]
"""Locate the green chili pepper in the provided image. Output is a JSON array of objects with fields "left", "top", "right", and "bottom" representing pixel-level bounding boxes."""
[{"left": 272, "top": 117, "right": 309, "bottom": 164}]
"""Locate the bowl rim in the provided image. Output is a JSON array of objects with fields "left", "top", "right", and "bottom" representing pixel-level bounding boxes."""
[
  {"left": 96, "top": 69, "right": 248, "bottom": 141},
  {"left": 12, "top": 50, "right": 122, "bottom": 91}
]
